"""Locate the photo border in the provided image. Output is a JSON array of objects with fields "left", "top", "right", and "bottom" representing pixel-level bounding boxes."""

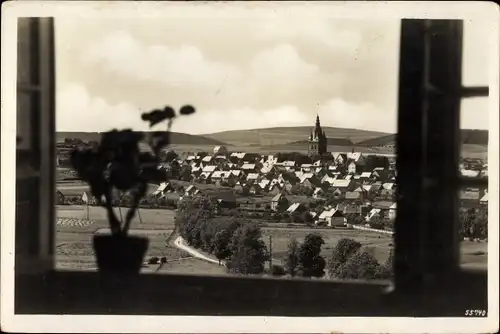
[{"left": 1, "top": 1, "right": 499, "bottom": 333}]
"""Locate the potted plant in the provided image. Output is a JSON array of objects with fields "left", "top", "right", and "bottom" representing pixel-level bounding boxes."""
[{"left": 70, "top": 105, "right": 196, "bottom": 274}]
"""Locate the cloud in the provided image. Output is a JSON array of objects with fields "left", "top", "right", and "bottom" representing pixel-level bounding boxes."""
[
  {"left": 254, "top": 19, "right": 364, "bottom": 53},
  {"left": 83, "top": 30, "right": 236, "bottom": 89},
  {"left": 56, "top": 83, "right": 147, "bottom": 132},
  {"left": 318, "top": 98, "right": 397, "bottom": 133},
  {"left": 171, "top": 105, "right": 310, "bottom": 135},
  {"left": 56, "top": 18, "right": 489, "bottom": 133},
  {"left": 79, "top": 30, "right": 327, "bottom": 111},
  {"left": 250, "top": 43, "right": 319, "bottom": 78}
]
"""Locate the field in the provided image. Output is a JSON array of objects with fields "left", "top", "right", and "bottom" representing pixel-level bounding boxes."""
[
  {"left": 56, "top": 205, "right": 185, "bottom": 271},
  {"left": 261, "top": 227, "right": 394, "bottom": 266},
  {"left": 56, "top": 180, "right": 159, "bottom": 196},
  {"left": 202, "top": 126, "right": 389, "bottom": 146},
  {"left": 57, "top": 131, "right": 227, "bottom": 146},
  {"left": 260, "top": 227, "right": 487, "bottom": 270},
  {"left": 56, "top": 204, "right": 488, "bottom": 274}
]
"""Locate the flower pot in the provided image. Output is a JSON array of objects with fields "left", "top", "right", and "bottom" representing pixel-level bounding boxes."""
[{"left": 93, "top": 234, "right": 149, "bottom": 274}]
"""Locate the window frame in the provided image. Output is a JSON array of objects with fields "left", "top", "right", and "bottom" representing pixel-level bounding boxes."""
[{"left": 13, "top": 17, "right": 489, "bottom": 316}]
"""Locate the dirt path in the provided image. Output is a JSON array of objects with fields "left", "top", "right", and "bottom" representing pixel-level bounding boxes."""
[{"left": 173, "top": 236, "right": 226, "bottom": 267}]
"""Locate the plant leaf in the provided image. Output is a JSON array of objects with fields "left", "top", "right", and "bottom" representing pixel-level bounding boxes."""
[
  {"left": 179, "top": 105, "right": 196, "bottom": 115},
  {"left": 141, "top": 107, "right": 176, "bottom": 127}
]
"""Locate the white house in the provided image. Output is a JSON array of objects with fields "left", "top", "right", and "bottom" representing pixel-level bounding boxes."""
[
  {"left": 300, "top": 163, "right": 313, "bottom": 172},
  {"left": 184, "top": 185, "right": 200, "bottom": 197},
  {"left": 347, "top": 161, "right": 357, "bottom": 174},
  {"left": 242, "top": 163, "right": 257, "bottom": 172},
  {"left": 246, "top": 173, "right": 260, "bottom": 182},
  {"left": 152, "top": 182, "right": 169, "bottom": 197},
  {"left": 388, "top": 202, "right": 397, "bottom": 220},
  {"left": 365, "top": 208, "right": 381, "bottom": 222},
  {"left": 480, "top": 192, "right": 488, "bottom": 205},
  {"left": 202, "top": 165, "right": 217, "bottom": 173},
  {"left": 201, "top": 155, "right": 213, "bottom": 163},
  {"left": 270, "top": 193, "right": 289, "bottom": 212},
  {"left": 460, "top": 169, "right": 480, "bottom": 178},
  {"left": 317, "top": 209, "right": 346, "bottom": 227},
  {"left": 313, "top": 187, "right": 325, "bottom": 199}
]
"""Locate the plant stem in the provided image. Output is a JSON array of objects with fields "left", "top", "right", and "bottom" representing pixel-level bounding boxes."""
[{"left": 104, "top": 190, "right": 121, "bottom": 235}]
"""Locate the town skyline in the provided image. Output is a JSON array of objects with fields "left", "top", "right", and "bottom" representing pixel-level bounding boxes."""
[{"left": 55, "top": 14, "right": 490, "bottom": 135}]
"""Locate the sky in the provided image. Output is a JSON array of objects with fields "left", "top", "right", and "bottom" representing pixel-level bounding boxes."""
[{"left": 55, "top": 13, "right": 491, "bottom": 135}]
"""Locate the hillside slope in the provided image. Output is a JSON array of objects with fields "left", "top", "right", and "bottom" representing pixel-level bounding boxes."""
[
  {"left": 203, "top": 126, "right": 389, "bottom": 146},
  {"left": 357, "top": 129, "right": 488, "bottom": 146},
  {"left": 57, "top": 132, "right": 228, "bottom": 146}
]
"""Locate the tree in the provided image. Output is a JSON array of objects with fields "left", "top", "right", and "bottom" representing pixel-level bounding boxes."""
[
  {"left": 175, "top": 195, "right": 217, "bottom": 246},
  {"left": 335, "top": 251, "right": 381, "bottom": 280},
  {"left": 346, "top": 213, "right": 365, "bottom": 225},
  {"left": 284, "top": 238, "right": 300, "bottom": 277},
  {"left": 327, "top": 238, "right": 362, "bottom": 276},
  {"left": 270, "top": 264, "right": 286, "bottom": 276},
  {"left": 214, "top": 229, "right": 232, "bottom": 265},
  {"left": 297, "top": 233, "right": 326, "bottom": 278},
  {"left": 227, "top": 224, "right": 269, "bottom": 275},
  {"left": 375, "top": 249, "right": 394, "bottom": 279},
  {"left": 179, "top": 166, "right": 193, "bottom": 181},
  {"left": 470, "top": 208, "right": 488, "bottom": 240},
  {"left": 459, "top": 208, "right": 475, "bottom": 239},
  {"left": 301, "top": 211, "right": 314, "bottom": 225},
  {"left": 368, "top": 216, "right": 385, "bottom": 230}
]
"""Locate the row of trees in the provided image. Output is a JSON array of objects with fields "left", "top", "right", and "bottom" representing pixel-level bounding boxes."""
[
  {"left": 176, "top": 196, "right": 269, "bottom": 274},
  {"left": 284, "top": 236, "right": 394, "bottom": 280},
  {"left": 176, "top": 197, "right": 395, "bottom": 279}
]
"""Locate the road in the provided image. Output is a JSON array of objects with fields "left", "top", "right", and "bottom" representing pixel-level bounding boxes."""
[{"left": 173, "top": 236, "right": 226, "bottom": 267}]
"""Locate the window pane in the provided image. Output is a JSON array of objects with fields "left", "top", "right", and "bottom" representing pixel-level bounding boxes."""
[
  {"left": 55, "top": 16, "right": 402, "bottom": 280},
  {"left": 459, "top": 20, "right": 488, "bottom": 271}
]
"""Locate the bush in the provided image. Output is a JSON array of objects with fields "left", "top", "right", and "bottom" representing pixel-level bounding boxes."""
[
  {"left": 327, "top": 238, "right": 362, "bottom": 276},
  {"left": 297, "top": 234, "right": 326, "bottom": 278},
  {"left": 284, "top": 238, "right": 300, "bottom": 277},
  {"left": 270, "top": 264, "right": 286, "bottom": 276},
  {"left": 335, "top": 251, "right": 381, "bottom": 280},
  {"left": 227, "top": 224, "right": 269, "bottom": 275}
]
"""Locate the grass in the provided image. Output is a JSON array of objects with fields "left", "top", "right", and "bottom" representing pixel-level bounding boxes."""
[
  {"left": 261, "top": 228, "right": 394, "bottom": 265},
  {"left": 55, "top": 199, "right": 488, "bottom": 274},
  {"left": 56, "top": 180, "right": 159, "bottom": 196},
  {"left": 156, "top": 258, "right": 229, "bottom": 276},
  {"left": 55, "top": 205, "right": 179, "bottom": 270},
  {"left": 460, "top": 240, "right": 488, "bottom": 269}
]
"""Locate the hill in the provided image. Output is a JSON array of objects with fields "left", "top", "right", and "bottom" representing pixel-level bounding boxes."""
[
  {"left": 202, "top": 126, "right": 389, "bottom": 146},
  {"left": 357, "top": 129, "right": 488, "bottom": 147},
  {"left": 461, "top": 129, "right": 489, "bottom": 145},
  {"left": 57, "top": 132, "right": 228, "bottom": 146},
  {"left": 288, "top": 138, "right": 354, "bottom": 146}
]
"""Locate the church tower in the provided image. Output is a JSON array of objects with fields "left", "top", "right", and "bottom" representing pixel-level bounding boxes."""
[{"left": 307, "top": 114, "right": 328, "bottom": 156}]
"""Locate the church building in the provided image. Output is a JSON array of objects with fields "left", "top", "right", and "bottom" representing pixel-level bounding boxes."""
[{"left": 308, "top": 115, "right": 328, "bottom": 156}]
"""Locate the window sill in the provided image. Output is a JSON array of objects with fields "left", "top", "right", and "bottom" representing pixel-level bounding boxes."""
[{"left": 15, "top": 269, "right": 487, "bottom": 316}]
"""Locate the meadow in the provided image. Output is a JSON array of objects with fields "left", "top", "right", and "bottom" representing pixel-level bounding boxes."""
[
  {"left": 56, "top": 204, "right": 487, "bottom": 274},
  {"left": 56, "top": 205, "right": 184, "bottom": 271},
  {"left": 261, "top": 227, "right": 394, "bottom": 266}
]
